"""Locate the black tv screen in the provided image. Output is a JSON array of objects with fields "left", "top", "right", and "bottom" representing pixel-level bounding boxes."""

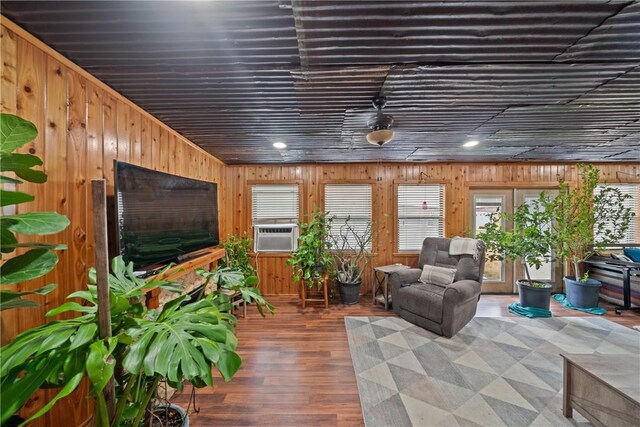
[{"left": 114, "top": 161, "right": 219, "bottom": 269}]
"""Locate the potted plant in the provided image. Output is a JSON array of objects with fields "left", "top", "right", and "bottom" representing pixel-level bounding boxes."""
[
  {"left": 287, "top": 208, "right": 333, "bottom": 291},
  {"left": 476, "top": 196, "right": 555, "bottom": 310},
  {"left": 327, "top": 216, "right": 374, "bottom": 305},
  {"left": 219, "top": 232, "right": 256, "bottom": 279},
  {"left": 545, "top": 164, "right": 635, "bottom": 308},
  {"left": 0, "top": 257, "right": 273, "bottom": 426}
]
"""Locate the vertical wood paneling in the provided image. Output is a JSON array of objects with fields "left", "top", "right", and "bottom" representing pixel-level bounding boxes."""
[
  {"left": 116, "top": 100, "right": 130, "bottom": 161},
  {"left": 225, "top": 162, "right": 639, "bottom": 296},
  {"left": 0, "top": 24, "right": 225, "bottom": 426},
  {"left": 66, "top": 70, "right": 88, "bottom": 306},
  {"left": 44, "top": 57, "right": 69, "bottom": 312}
]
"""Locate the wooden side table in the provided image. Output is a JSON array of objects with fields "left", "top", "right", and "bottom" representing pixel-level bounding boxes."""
[
  {"left": 300, "top": 276, "right": 329, "bottom": 309},
  {"left": 373, "top": 264, "right": 409, "bottom": 310}
]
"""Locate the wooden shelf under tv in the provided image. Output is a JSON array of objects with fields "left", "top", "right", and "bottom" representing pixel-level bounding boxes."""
[{"left": 145, "top": 247, "right": 226, "bottom": 308}]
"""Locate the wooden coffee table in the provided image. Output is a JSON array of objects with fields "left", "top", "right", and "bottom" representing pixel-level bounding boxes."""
[{"left": 562, "top": 353, "right": 640, "bottom": 427}]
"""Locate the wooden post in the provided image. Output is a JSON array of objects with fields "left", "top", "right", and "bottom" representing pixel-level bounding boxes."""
[{"left": 91, "top": 179, "right": 115, "bottom": 421}]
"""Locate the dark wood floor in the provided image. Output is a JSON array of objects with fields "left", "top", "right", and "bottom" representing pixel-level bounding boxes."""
[{"left": 173, "top": 295, "right": 640, "bottom": 427}]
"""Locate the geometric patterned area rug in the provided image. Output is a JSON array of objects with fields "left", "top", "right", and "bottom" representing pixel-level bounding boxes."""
[{"left": 345, "top": 316, "right": 640, "bottom": 427}]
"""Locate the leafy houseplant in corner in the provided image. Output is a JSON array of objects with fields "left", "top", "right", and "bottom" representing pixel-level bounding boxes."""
[
  {"left": 219, "top": 232, "right": 257, "bottom": 279},
  {"left": 546, "top": 164, "right": 635, "bottom": 308},
  {"left": 476, "top": 195, "right": 555, "bottom": 310},
  {"left": 0, "top": 113, "right": 70, "bottom": 311},
  {"left": 327, "top": 216, "right": 374, "bottom": 305},
  {"left": 287, "top": 208, "right": 334, "bottom": 291}
]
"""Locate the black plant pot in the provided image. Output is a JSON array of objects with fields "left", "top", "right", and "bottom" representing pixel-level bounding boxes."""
[
  {"left": 564, "top": 276, "right": 601, "bottom": 308},
  {"left": 517, "top": 279, "right": 552, "bottom": 310},
  {"left": 338, "top": 280, "right": 361, "bottom": 305}
]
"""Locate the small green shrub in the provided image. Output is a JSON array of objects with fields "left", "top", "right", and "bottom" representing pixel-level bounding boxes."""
[{"left": 287, "top": 208, "right": 333, "bottom": 289}]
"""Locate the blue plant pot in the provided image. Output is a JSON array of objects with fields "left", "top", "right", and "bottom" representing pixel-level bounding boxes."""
[
  {"left": 564, "top": 276, "right": 601, "bottom": 308},
  {"left": 517, "top": 280, "right": 552, "bottom": 310}
]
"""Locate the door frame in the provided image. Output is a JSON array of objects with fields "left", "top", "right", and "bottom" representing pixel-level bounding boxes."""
[{"left": 470, "top": 189, "right": 514, "bottom": 293}]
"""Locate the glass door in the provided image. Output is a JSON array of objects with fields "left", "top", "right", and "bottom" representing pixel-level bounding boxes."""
[
  {"left": 470, "top": 190, "right": 514, "bottom": 293},
  {"left": 514, "top": 189, "right": 561, "bottom": 291}
]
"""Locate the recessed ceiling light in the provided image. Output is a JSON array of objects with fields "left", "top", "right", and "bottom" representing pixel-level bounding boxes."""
[
  {"left": 272, "top": 141, "right": 287, "bottom": 149},
  {"left": 463, "top": 140, "right": 479, "bottom": 148}
]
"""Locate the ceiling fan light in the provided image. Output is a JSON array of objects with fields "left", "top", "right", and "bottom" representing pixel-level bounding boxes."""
[{"left": 366, "top": 129, "right": 394, "bottom": 146}]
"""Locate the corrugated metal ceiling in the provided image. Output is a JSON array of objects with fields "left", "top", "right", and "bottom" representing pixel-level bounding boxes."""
[{"left": 1, "top": 0, "right": 639, "bottom": 164}]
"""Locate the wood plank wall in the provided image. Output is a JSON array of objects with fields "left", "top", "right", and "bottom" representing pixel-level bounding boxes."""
[
  {"left": 0, "top": 23, "right": 225, "bottom": 426},
  {"left": 224, "top": 163, "right": 639, "bottom": 296}
]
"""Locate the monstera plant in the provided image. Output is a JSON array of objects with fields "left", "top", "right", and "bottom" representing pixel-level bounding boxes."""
[
  {"left": 0, "top": 256, "right": 275, "bottom": 426},
  {"left": 0, "top": 113, "right": 70, "bottom": 310}
]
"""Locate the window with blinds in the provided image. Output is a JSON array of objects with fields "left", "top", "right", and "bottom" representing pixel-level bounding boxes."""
[
  {"left": 251, "top": 184, "right": 299, "bottom": 224},
  {"left": 324, "top": 184, "right": 372, "bottom": 250},
  {"left": 397, "top": 184, "right": 445, "bottom": 251},
  {"left": 595, "top": 184, "right": 639, "bottom": 244}
]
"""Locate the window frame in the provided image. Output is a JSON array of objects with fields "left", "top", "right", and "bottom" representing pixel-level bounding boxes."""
[
  {"left": 321, "top": 180, "right": 375, "bottom": 252},
  {"left": 594, "top": 182, "right": 640, "bottom": 245},
  {"left": 249, "top": 180, "right": 303, "bottom": 226},
  {"left": 394, "top": 180, "right": 448, "bottom": 254}
]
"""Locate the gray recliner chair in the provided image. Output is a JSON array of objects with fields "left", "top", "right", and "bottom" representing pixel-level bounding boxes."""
[{"left": 388, "top": 237, "right": 486, "bottom": 338}]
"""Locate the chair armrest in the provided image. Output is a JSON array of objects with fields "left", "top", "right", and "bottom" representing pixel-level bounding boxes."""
[
  {"left": 444, "top": 280, "right": 481, "bottom": 302},
  {"left": 388, "top": 268, "right": 422, "bottom": 314},
  {"left": 389, "top": 268, "right": 421, "bottom": 296},
  {"left": 388, "top": 268, "right": 422, "bottom": 288}
]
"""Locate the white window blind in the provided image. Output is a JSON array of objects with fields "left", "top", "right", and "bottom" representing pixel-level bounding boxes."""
[
  {"left": 397, "top": 184, "right": 445, "bottom": 251},
  {"left": 251, "top": 184, "right": 299, "bottom": 224},
  {"left": 595, "top": 184, "right": 639, "bottom": 244},
  {"left": 324, "top": 184, "right": 372, "bottom": 250}
]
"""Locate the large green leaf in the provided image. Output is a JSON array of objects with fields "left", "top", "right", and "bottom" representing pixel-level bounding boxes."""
[
  {"left": 0, "top": 249, "right": 58, "bottom": 284},
  {"left": 86, "top": 340, "right": 116, "bottom": 394},
  {"left": 0, "top": 153, "right": 47, "bottom": 183},
  {"left": 3, "top": 212, "right": 70, "bottom": 235},
  {"left": 0, "top": 355, "right": 64, "bottom": 425},
  {"left": 122, "top": 294, "right": 242, "bottom": 389},
  {"left": 69, "top": 323, "right": 98, "bottom": 351},
  {"left": 217, "top": 350, "right": 242, "bottom": 381},
  {"left": 0, "top": 284, "right": 56, "bottom": 311},
  {"left": 0, "top": 189, "right": 34, "bottom": 207},
  {"left": 20, "top": 371, "right": 84, "bottom": 427},
  {"left": 0, "top": 227, "right": 17, "bottom": 253},
  {"left": 0, "top": 242, "right": 67, "bottom": 252},
  {"left": 0, "top": 114, "right": 38, "bottom": 154},
  {"left": 46, "top": 301, "right": 96, "bottom": 318},
  {"left": 0, "top": 297, "right": 40, "bottom": 310}
]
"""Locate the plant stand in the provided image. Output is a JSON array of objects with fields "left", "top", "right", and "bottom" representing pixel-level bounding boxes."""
[
  {"left": 300, "top": 276, "right": 329, "bottom": 309},
  {"left": 221, "top": 289, "right": 248, "bottom": 318}
]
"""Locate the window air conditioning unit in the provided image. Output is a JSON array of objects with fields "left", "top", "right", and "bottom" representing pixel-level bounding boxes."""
[{"left": 254, "top": 224, "right": 299, "bottom": 252}]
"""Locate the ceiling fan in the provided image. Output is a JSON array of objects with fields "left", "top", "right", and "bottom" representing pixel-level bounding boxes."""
[{"left": 366, "top": 96, "right": 394, "bottom": 146}]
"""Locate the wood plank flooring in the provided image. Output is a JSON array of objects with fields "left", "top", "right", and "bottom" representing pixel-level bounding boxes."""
[{"left": 173, "top": 295, "right": 640, "bottom": 427}]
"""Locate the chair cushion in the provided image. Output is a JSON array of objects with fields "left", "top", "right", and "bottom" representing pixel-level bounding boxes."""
[
  {"left": 419, "top": 265, "right": 457, "bottom": 287},
  {"left": 623, "top": 248, "right": 640, "bottom": 263},
  {"left": 398, "top": 283, "right": 446, "bottom": 323}
]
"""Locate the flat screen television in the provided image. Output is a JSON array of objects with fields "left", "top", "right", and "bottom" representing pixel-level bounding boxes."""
[{"left": 114, "top": 161, "right": 219, "bottom": 270}]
